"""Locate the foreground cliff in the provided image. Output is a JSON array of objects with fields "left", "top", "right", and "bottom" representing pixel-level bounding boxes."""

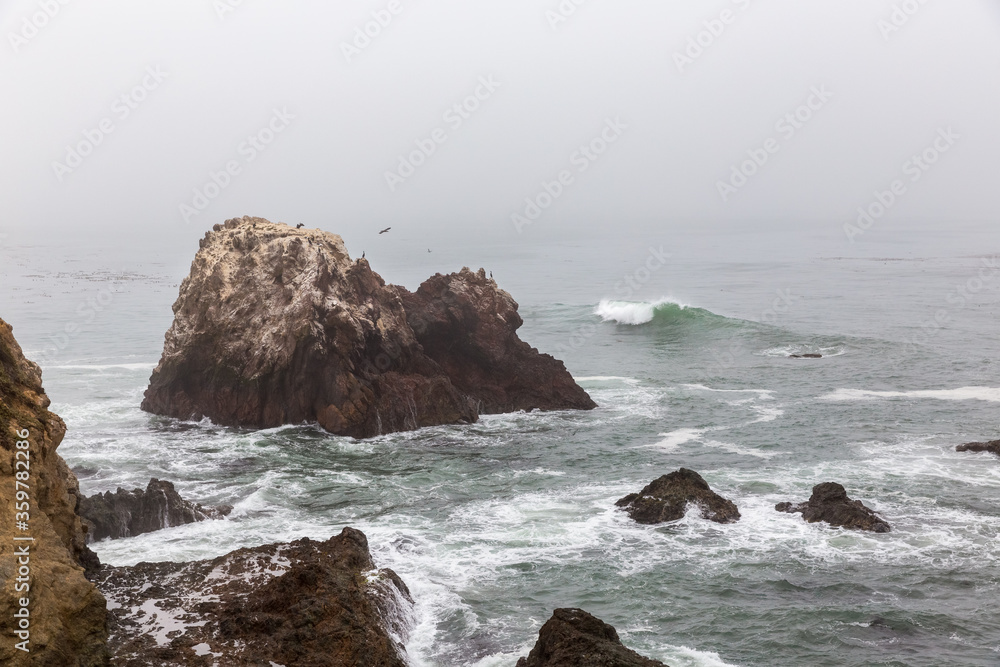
[
  {"left": 0, "top": 318, "right": 109, "bottom": 666},
  {"left": 142, "top": 217, "right": 595, "bottom": 437},
  {"left": 99, "top": 527, "right": 413, "bottom": 666}
]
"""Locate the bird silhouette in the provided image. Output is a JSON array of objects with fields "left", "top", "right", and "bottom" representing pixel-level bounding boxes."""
[
  {"left": 379, "top": 227, "right": 392, "bottom": 234},
  {"left": 362, "top": 251, "right": 366, "bottom": 259},
  {"left": 427, "top": 249, "right": 432, "bottom": 253},
  {"left": 296, "top": 223, "right": 304, "bottom": 229}
]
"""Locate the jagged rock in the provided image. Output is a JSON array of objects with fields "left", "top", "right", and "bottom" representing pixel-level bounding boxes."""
[
  {"left": 399, "top": 269, "right": 597, "bottom": 414},
  {"left": 0, "top": 317, "right": 110, "bottom": 666},
  {"left": 98, "top": 527, "right": 412, "bottom": 666},
  {"left": 776, "top": 482, "right": 890, "bottom": 533},
  {"left": 79, "top": 478, "right": 232, "bottom": 542},
  {"left": 956, "top": 440, "right": 1000, "bottom": 457},
  {"left": 141, "top": 217, "right": 595, "bottom": 438},
  {"left": 616, "top": 468, "right": 741, "bottom": 524},
  {"left": 515, "top": 608, "right": 668, "bottom": 667}
]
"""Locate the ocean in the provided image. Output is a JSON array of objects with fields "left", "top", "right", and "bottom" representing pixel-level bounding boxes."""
[{"left": 2, "top": 225, "right": 998, "bottom": 666}]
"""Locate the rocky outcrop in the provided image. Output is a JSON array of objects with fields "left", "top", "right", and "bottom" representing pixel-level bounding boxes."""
[
  {"left": 515, "top": 608, "right": 668, "bottom": 667},
  {"left": 0, "top": 318, "right": 109, "bottom": 666},
  {"left": 956, "top": 440, "right": 1000, "bottom": 457},
  {"left": 616, "top": 468, "right": 740, "bottom": 524},
  {"left": 79, "top": 479, "right": 232, "bottom": 542},
  {"left": 398, "top": 269, "right": 597, "bottom": 415},
  {"left": 776, "top": 482, "right": 890, "bottom": 533},
  {"left": 99, "top": 527, "right": 412, "bottom": 666},
  {"left": 141, "top": 217, "right": 594, "bottom": 438}
]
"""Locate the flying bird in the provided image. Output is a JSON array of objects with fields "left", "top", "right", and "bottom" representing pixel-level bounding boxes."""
[
  {"left": 427, "top": 249, "right": 432, "bottom": 253},
  {"left": 296, "top": 223, "right": 304, "bottom": 229},
  {"left": 379, "top": 227, "right": 392, "bottom": 234}
]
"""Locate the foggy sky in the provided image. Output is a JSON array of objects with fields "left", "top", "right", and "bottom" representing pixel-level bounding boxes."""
[{"left": 1, "top": 0, "right": 998, "bottom": 248}]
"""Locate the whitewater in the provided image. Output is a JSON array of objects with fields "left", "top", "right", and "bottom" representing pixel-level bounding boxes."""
[{"left": 2, "top": 229, "right": 998, "bottom": 666}]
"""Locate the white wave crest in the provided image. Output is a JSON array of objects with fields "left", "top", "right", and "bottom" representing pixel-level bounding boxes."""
[
  {"left": 594, "top": 298, "right": 687, "bottom": 325},
  {"left": 820, "top": 387, "right": 1000, "bottom": 403}
]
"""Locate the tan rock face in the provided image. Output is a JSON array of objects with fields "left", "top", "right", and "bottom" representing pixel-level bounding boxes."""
[
  {"left": 0, "top": 318, "right": 109, "bottom": 666},
  {"left": 142, "top": 216, "right": 595, "bottom": 437}
]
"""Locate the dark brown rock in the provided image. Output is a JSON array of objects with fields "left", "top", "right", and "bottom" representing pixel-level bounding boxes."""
[
  {"left": 776, "top": 482, "right": 891, "bottom": 533},
  {"left": 616, "top": 468, "right": 740, "bottom": 524},
  {"left": 98, "top": 527, "right": 412, "bottom": 666},
  {"left": 515, "top": 608, "right": 668, "bottom": 667},
  {"left": 0, "top": 317, "right": 110, "bottom": 666},
  {"left": 956, "top": 439, "right": 1000, "bottom": 457},
  {"left": 399, "top": 268, "right": 597, "bottom": 414},
  {"left": 79, "top": 478, "right": 232, "bottom": 542},
  {"left": 141, "top": 217, "right": 594, "bottom": 438}
]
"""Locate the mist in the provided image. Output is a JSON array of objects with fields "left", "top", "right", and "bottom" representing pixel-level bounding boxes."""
[{"left": 1, "top": 0, "right": 998, "bottom": 250}]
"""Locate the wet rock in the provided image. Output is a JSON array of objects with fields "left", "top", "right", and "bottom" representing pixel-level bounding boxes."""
[
  {"left": 142, "top": 217, "right": 594, "bottom": 438},
  {"left": 515, "top": 608, "right": 668, "bottom": 667},
  {"left": 616, "top": 468, "right": 740, "bottom": 524},
  {"left": 776, "top": 482, "right": 890, "bottom": 533},
  {"left": 98, "top": 527, "right": 412, "bottom": 666},
  {"left": 0, "top": 317, "right": 110, "bottom": 666},
  {"left": 398, "top": 268, "right": 597, "bottom": 415},
  {"left": 79, "top": 478, "right": 232, "bottom": 542},
  {"left": 956, "top": 440, "right": 1000, "bottom": 457},
  {"left": 789, "top": 353, "right": 822, "bottom": 358}
]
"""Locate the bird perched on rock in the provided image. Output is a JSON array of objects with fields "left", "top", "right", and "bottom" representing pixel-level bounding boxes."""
[
  {"left": 296, "top": 223, "right": 304, "bottom": 229},
  {"left": 379, "top": 227, "right": 391, "bottom": 234}
]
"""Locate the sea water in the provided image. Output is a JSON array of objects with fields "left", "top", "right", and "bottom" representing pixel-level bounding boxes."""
[{"left": 2, "top": 226, "right": 998, "bottom": 666}]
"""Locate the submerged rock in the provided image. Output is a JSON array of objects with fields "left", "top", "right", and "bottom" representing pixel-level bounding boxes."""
[
  {"left": 776, "top": 482, "right": 890, "bottom": 533},
  {"left": 98, "top": 527, "right": 413, "bottom": 666},
  {"left": 616, "top": 468, "right": 741, "bottom": 524},
  {"left": 956, "top": 440, "right": 1000, "bottom": 457},
  {"left": 79, "top": 478, "right": 232, "bottom": 542},
  {"left": 141, "top": 217, "right": 595, "bottom": 438},
  {"left": 0, "top": 317, "right": 109, "bottom": 666},
  {"left": 789, "top": 353, "right": 822, "bottom": 359},
  {"left": 515, "top": 608, "right": 668, "bottom": 667}
]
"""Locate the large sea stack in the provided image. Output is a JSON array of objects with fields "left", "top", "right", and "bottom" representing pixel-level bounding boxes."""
[
  {"left": 141, "top": 217, "right": 595, "bottom": 437},
  {"left": 0, "top": 318, "right": 110, "bottom": 666}
]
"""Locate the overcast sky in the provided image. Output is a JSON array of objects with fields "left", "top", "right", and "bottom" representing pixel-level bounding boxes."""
[{"left": 0, "top": 0, "right": 997, "bottom": 248}]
